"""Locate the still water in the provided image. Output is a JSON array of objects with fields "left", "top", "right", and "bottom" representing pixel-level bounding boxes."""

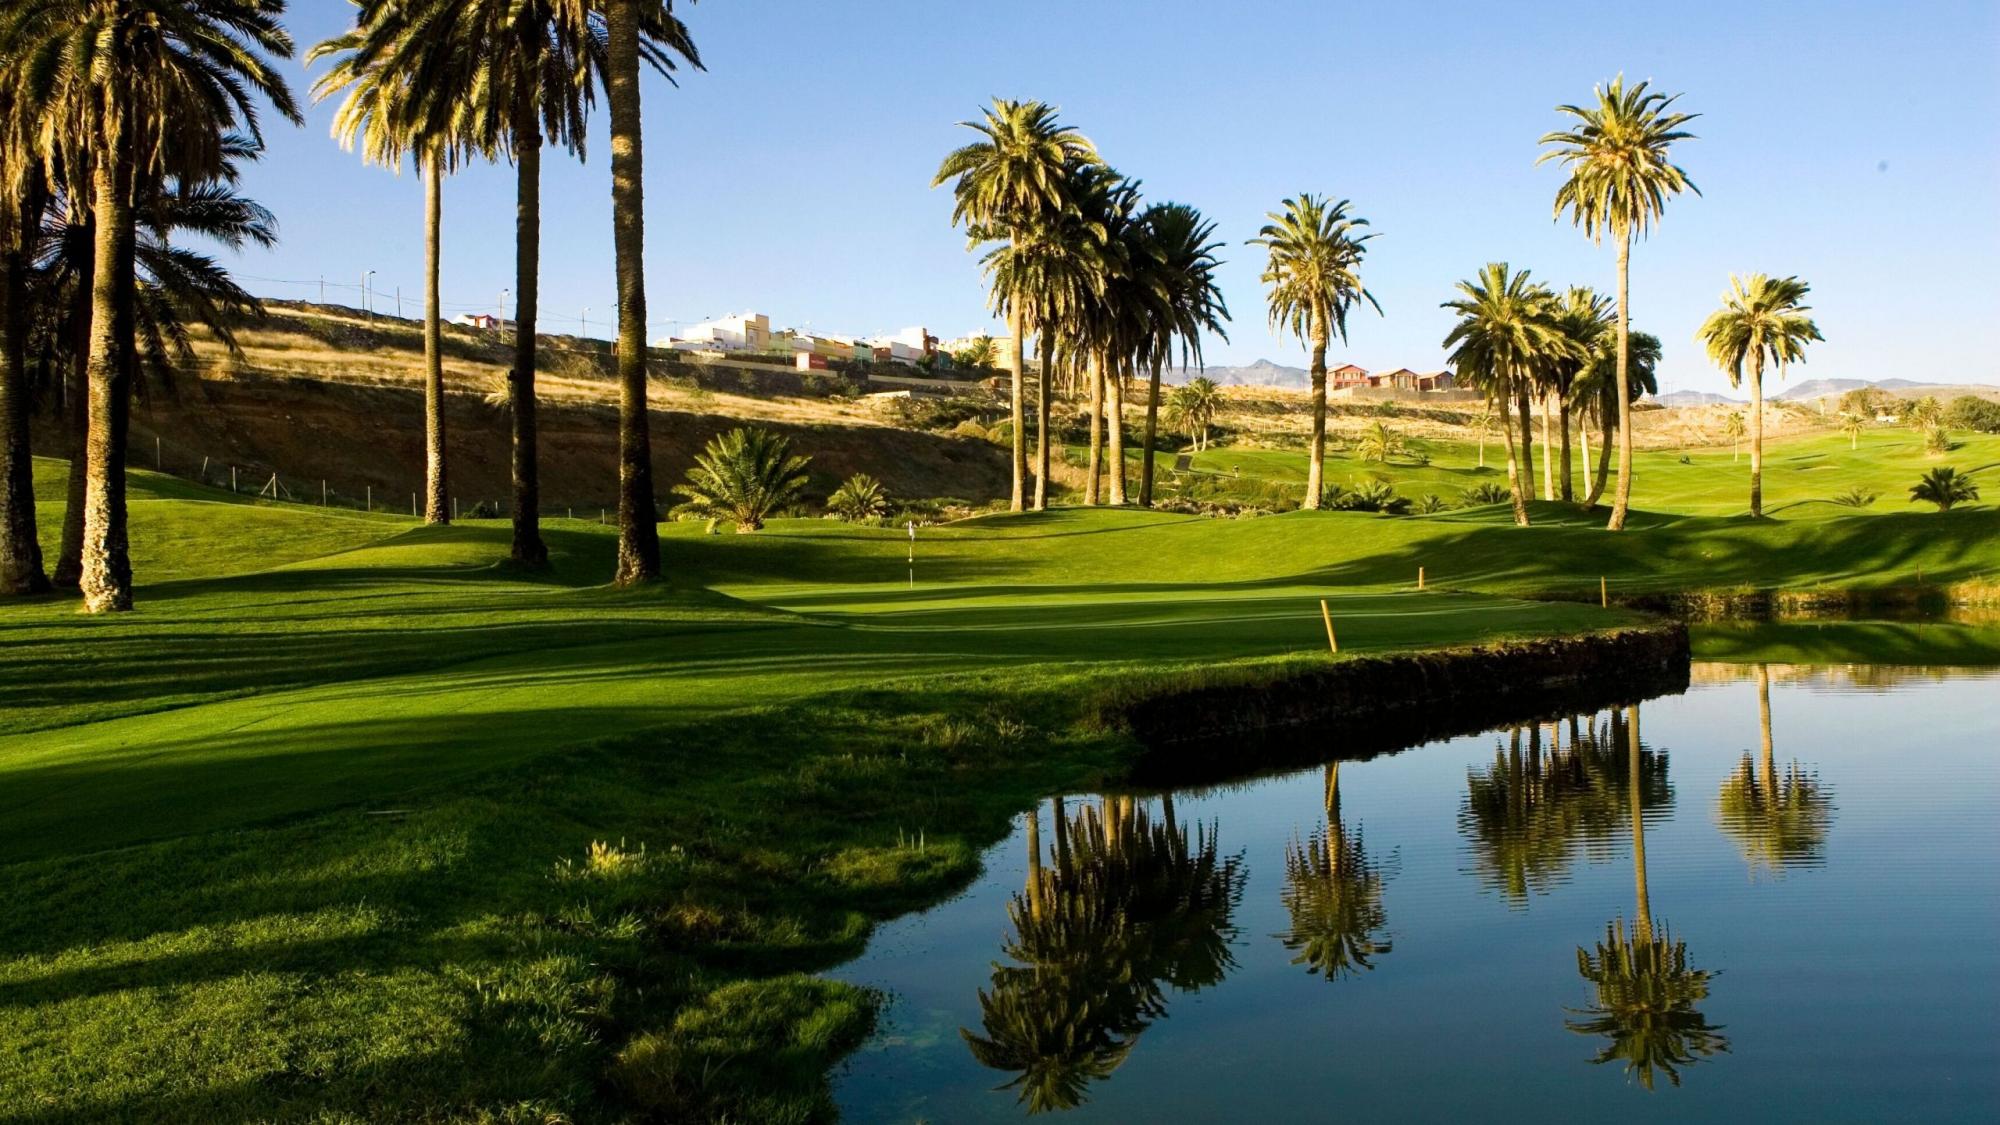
[{"left": 830, "top": 664, "right": 2000, "bottom": 1121}]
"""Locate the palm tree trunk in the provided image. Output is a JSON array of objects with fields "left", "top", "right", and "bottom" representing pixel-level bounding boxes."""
[
  {"left": 1106, "top": 357, "right": 1127, "bottom": 505},
  {"left": 1005, "top": 304, "right": 1026, "bottom": 511},
  {"left": 1579, "top": 411, "right": 1595, "bottom": 501},
  {"left": 1025, "top": 805, "right": 1043, "bottom": 921},
  {"left": 508, "top": 92, "right": 548, "bottom": 567},
  {"left": 422, "top": 151, "right": 449, "bottom": 525},
  {"left": 1626, "top": 703, "right": 1650, "bottom": 941},
  {"left": 80, "top": 99, "right": 136, "bottom": 613},
  {"left": 1139, "top": 356, "right": 1163, "bottom": 507},
  {"left": 54, "top": 283, "right": 89, "bottom": 588},
  {"left": 1303, "top": 327, "right": 1328, "bottom": 509},
  {"left": 608, "top": 0, "right": 660, "bottom": 584},
  {"left": 1748, "top": 350, "right": 1765, "bottom": 518},
  {"left": 1516, "top": 389, "right": 1535, "bottom": 502},
  {"left": 1033, "top": 330, "right": 1052, "bottom": 510},
  {"left": 1585, "top": 405, "right": 1614, "bottom": 508},
  {"left": 0, "top": 187, "right": 49, "bottom": 594},
  {"left": 1085, "top": 351, "right": 1103, "bottom": 505},
  {"left": 1539, "top": 390, "right": 1556, "bottom": 501},
  {"left": 1607, "top": 226, "right": 1635, "bottom": 531},
  {"left": 1558, "top": 395, "right": 1574, "bottom": 502},
  {"left": 1499, "top": 392, "right": 1529, "bottom": 527}
]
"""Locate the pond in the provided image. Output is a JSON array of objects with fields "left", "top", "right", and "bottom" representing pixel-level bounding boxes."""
[{"left": 829, "top": 662, "right": 2000, "bottom": 1121}]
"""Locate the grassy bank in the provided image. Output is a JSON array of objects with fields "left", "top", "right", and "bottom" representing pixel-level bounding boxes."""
[{"left": 5, "top": 450, "right": 1997, "bottom": 1120}]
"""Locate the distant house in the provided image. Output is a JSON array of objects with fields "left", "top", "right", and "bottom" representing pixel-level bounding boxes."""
[
  {"left": 1331, "top": 363, "right": 1370, "bottom": 389},
  {"left": 453, "top": 313, "right": 507, "bottom": 331},
  {"left": 1371, "top": 367, "right": 1421, "bottom": 390},
  {"left": 670, "top": 312, "right": 771, "bottom": 352}
]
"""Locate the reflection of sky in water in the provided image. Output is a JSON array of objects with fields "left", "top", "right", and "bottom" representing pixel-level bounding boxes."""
[{"left": 830, "top": 666, "right": 2000, "bottom": 1122}]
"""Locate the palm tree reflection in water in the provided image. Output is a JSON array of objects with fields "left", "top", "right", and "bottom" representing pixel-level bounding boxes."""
[
  {"left": 1567, "top": 705, "right": 1729, "bottom": 1089},
  {"left": 961, "top": 794, "right": 1245, "bottom": 1113},
  {"left": 1717, "top": 665, "right": 1834, "bottom": 875},
  {"left": 1278, "top": 761, "right": 1393, "bottom": 980}
]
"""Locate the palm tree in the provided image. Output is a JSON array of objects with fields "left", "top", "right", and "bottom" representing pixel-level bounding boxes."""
[
  {"left": 1249, "top": 194, "right": 1379, "bottom": 509},
  {"left": 825, "top": 472, "right": 889, "bottom": 523},
  {"left": 1838, "top": 411, "right": 1866, "bottom": 450},
  {"left": 9, "top": 0, "right": 298, "bottom": 612},
  {"left": 1717, "top": 665, "right": 1834, "bottom": 874},
  {"left": 450, "top": 0, "right": 699, "bottom": 567},
  {"left": 1442, "top": 263, "right": 1564, "bottom": 526},
  {"left": 1357, "top": 420, "right": 1402, "bottom": 464},
  {"left": 1137, "top": 202, "right": 1227, "bottom": 506},
  {"left": 1906, "top": 395, "right": 1943, "bottom": 431},
  {"left": 36, "top": 152, "right": 275, "bottom": 585},
  {"left": 312, "top": 2, "right": 476, "bottom": 529},
  {"left": 603, "top": 0, "right": 663, "bottom": 581},
  {"left": 1567, "top": 705, "right": 1728, "bottom": 1089},
  {"left": 1541, "top": 76, "right": 1699, "bottom": 531},
  {"left": 1547, "top": 286, "right": 1612, "bottom": 501},
  {"left": 1908, "top": 466, "right": 1978, "bottom": 512},
  {"left": 1574, "top": 329, "right": 1660, "bottom": 509},
  {"left": 1165, "top": 377, "right": 1220, "bottom": 452},
  {"left": 1722, "top": 411, "right": 1746, "bottom": 462},
  {"left": 1696, "top": 274, "right": 1822, "bottom": 518},
  {"left": 934, "top": 99, "right": 1098, "bottom": 512},
  {"left": 0, "top": 120, "right": 47, "bottom": 594},
  {"left": 670, "top": 426, "right": 811, "bottom": 532}
]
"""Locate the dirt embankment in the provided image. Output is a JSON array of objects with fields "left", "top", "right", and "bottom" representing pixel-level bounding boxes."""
[{"left": 31, "top": 302, "right": 1012, "bottom": 510}]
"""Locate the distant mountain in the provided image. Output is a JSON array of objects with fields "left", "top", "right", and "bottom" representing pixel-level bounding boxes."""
[
  {"left": 1655, "top": 389, "right": 1742, "bottom": 406},
  {"left": 1772, "top": 376, "right": 1998, "bottom": 401},
  {"left": 1770, "top": 378, "right": 1875, "bottom": 401},
  {"left": 1169, "top": 358, "right": 1310, "bottom": 389}
]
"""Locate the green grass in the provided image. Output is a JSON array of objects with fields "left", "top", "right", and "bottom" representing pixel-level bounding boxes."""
[
  {"left": 4, "top": 443, "right": 1997, "bottom": 1121},
  {"left": 1142, "top": 427, "right": 2000, "bottom": 518}
]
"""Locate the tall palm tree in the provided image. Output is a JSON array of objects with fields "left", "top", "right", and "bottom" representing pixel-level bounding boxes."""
[
  {"left": 1722, "top": 411, "right": 1746, "bottom": 462},
  {"left": 1442, "top": 263, "right": 1564, "bottom": 526},
  {"left": 312, "top": 2, "right": 478, "bottom": 528},
  {"left": 0, "top": 121, "right": 47, "bottom": 594},
  {"left": 1166, "top": 377, "right": 1220, "bottom": 452},
  {"left": 1573, "top": 327, "right": 1660, "bottom": 509},
  {"left": 1136, "top": 202, "right": 1227, "bottom": 506},
  {"left": 1249, "top": 194, "right": 1379, "bottom": 509},
  {"left": 1696, "top": 274, "right": 1822, "bottom": 518},
  {"left": 1540, "top": 76, "right": 1699, "bottom": 531},
  {"left": 1546, "top": 286, "right": 1612, "bottom": 502},
  {"left": 36, "top": 152, "right": 275, "bottom": 585},
  {"left": 602, "top": 0, "right": 664, "bottom": 582},
  {"left": 448, "top": 0, "right": 699, "bottom": 566},
  {"left": 934, "top": 99, "right": 1098, "bottom": 512},
  {"left": 7, "top": 0, "right": 298, "bottom": 612}
]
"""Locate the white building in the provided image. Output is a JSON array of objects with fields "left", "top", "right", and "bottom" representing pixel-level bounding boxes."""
[
  {"left": 667, "top": 312, "right": 771, "bottom": 352},
  {"left": 865, "top": 326, "right": 936, "bottom": 365}
]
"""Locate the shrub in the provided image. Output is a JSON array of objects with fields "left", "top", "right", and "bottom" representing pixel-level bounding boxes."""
[
  {"left": 1323, "top": 479, "right": 1411, "bottom": 515},
  {"left": 1830, "top": 487, "right": 1877, "bottom": 508},
  {"left": 1909, "top": 467, "right": 1980, "bottom": 512},
  {"left": 1417, "top": 494, "right": 1448, "bottom": 514},
  {"left": 1461, "top": 481, "right": 1512, "bottom": 506},
  {"left": 1924, "top": 424, "right": 1953, "bottom": 454},
  {"left": 826, "top": 474, "right": 890, "bottom": 523},
  {"left": 670, "top": 427, "right": 813, "bottom": 532},
  {"left": 1942, "top": 395, "right": 2000, "bottom": 434},
  {"left": 949, "top": 418, "right": 989, "bottom": 441}
]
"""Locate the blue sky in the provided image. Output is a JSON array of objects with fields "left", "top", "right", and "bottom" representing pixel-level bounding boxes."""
[{"left": 240, "top": 0, "right": 1997, "bottom": 395}]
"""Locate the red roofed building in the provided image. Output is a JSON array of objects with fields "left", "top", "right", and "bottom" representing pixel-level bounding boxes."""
[{"left": 1331, "top": 363, "right": 1370, "bottom": 388}]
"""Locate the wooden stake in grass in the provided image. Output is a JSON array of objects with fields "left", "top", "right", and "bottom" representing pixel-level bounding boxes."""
[
  {"left": 1601, "top": 576, "right": 1608, "bottom": 607},
  {"left": 366, "top": 486, "right": 372, "bottom": 513},
  {"left": 1418, "top": 566, "right": 1426, "bottom": 591},
  {"left": 1320, "top": 599, "right": 1338, "bottom": 654}
]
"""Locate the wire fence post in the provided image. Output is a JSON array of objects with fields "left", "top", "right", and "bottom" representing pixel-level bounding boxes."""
[{"left": 366, "top": 485, "right": 372, "bottom": 512}]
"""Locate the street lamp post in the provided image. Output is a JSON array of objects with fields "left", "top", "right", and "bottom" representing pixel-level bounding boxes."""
[{"left": 363, "top": 270, "right": 376, "bottom": 322}]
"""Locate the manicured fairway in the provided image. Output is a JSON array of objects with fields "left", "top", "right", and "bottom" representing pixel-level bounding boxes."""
[{"left": 3, "top": 451, "right": 1996, "bottom": 1121}]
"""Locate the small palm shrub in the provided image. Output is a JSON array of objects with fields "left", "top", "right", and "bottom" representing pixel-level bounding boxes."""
[
  {"left": 1357, "top": 421, "right": 1404, "bottom": 463},
  {"left": 827, "top": 474, "right": 890, "bottom": 523},
  {"left": 1462, "top": 482, "right": 1512, "bottom": 506},
  {"left": 1909, "top": 467, "right": 1979, "bottom": 512},
  {"left": 672, "top": 427, "right": 813, "bottom": 532},
  {"left": 1417, "top": 494, "right": 1447, "bottom": 514},
  {"left": 1830, "top": 487, "right": 1876, "bottom": 508},
  {"left": 1323, "top": 480, "right": 1411, "bottom": 515},
  {"left": 1923, "top": 424, "right": 1952, "bottom": 454}
]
